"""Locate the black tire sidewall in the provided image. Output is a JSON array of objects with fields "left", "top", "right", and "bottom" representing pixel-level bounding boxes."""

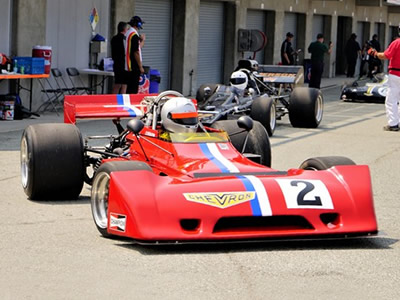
[
  {"left": 250, "top": 96, "right": 276, "bottom": 136},
  {"left": 299, "top": 156, "right": 356, "bottom": 170},
  {"left": 289, "top": 87, "right": 323, "bottom": 128},
  {"left": 21, "top": 124, "right": 84, "bottom": 200}
]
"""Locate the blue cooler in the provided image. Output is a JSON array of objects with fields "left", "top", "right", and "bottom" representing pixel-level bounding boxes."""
[{"left": 149, "top": 69, "right": 161, "bottom": 93}]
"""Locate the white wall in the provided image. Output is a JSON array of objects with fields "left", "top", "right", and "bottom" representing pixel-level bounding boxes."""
[
  {"left": 46, "top": 0, "right": 110, "bottom": 71},
  {"left": 0, "top": 0, "right": 12, "bottom": 93}
]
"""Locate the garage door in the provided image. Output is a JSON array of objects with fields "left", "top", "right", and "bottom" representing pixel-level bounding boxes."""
[
  {"left": 246, "top": 9, "right": 266, "bottom": 64},
  {"left": 197, "top": 1, "right": 225, "bottom": 88},
  {"left": 312, "top": 15, "right": 324, "bottom": 41},
  {"left": 284, "top": 13, "right": 297, "bottom": 49},
  {"left": 135, "top": 0, "right": 173, "bottom": 91}
]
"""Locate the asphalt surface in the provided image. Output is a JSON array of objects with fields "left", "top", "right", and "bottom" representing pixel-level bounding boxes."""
[{"left": 0, "top": 84, "right": 399, "bottom": 299}]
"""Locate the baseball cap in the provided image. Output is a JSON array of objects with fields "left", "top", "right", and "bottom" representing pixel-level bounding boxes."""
[
  {"left": 317, "top": 33, "right": 324, "bottom": 39},
  {"left": 129, "top": 16, "right": 144, "bottom": 29},
  {"left": 286, "top": 32, "right": 294, "bottom": 37}
]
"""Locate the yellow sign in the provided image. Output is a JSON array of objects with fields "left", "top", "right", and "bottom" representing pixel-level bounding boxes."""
[{"left": 183, "top": 192, "right": 255, "bottom": 208}]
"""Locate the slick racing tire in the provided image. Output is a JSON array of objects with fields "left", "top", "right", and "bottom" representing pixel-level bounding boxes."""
[
  {"left": 299, "top": 156, "right": 356, "bottom": 171},
  {"left": 196, "top": 83, "right": 220, "bottom": 104},
  {"left": 212, "top": 120, "right": 271, "bottom": 167},
  {"left": 91, "top": 161, "right": 152, "bottom": 238},
  {"left": 250, "top": 95, "right": 276, "bottom": 136},
  {"left": 21, "top": 123, "right": 84, "bottom": 200},
  {"left": 289, "top": 87, "right": 323, "bottom": 128}
]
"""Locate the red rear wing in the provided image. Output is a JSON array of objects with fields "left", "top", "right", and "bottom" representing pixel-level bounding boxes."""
[{"left": 64, "top": 94, "right": 154, "bottom": 124}]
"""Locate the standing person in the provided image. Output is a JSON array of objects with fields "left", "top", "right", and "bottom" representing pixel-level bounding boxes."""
[
  {"left": 344, "top": 33, "right": 361, "bottom": 78},
  {"left": 111, "top": 21, "right": 128, "bottom": 94},
  {"left": 359, "top": 40, "right": 370, "bottom": 79},
  {"left": 308, "top": 33, "right": 333, "bottom": 89},
  {"left": 368, "top": 26, "right": 400, "bottom": 131},
  {"left": 368, "top": 34, "right": 382, "bottom": 77},
  {"left": 125, "top": 16, "right": 145, "bottom": 94},
  {"left": 281, "top": 32, "right": 295, "bottom": 65}
]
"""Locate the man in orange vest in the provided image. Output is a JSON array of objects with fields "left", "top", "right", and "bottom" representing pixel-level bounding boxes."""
[{"left": 124, "top": 16, "right": 145, "bottom": 94}]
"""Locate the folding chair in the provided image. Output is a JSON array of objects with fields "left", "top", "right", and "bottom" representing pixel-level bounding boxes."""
[
  {"left": 37, "top": 76, "right": 64, "bottom": 115},
  {"left": 51, "top": 68, "right": 76, "bottom": 95},
  {"left": 66, "top": 67, "right": 94, "bottom": 94}
]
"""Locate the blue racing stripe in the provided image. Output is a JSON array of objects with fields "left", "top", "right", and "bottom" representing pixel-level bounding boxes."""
[
  {"left": 198, "top": 143, "right": 262, "bottom": 216},
  {"left": 199, "top": 143, "right": 230, "bottom": 173},
  {"left": 116, "top": 94, "right": 136, "bottom": 117}
]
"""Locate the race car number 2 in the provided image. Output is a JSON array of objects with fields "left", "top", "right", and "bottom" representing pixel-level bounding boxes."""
[{"left": 275, "top": 179, "right": 334, "bottom": 209}]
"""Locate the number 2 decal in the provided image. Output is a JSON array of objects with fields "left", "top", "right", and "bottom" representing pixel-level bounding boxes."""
[{"left": 276, "top": 179, "right": 334, "bottom": 209}]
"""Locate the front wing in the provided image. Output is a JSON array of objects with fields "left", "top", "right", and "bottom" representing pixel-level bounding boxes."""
[{"left": 106, "top": 165, "right": 377, "bottom": 243}]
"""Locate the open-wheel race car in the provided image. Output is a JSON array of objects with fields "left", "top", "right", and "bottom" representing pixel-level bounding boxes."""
[
  {"left": 196, "top": 60, "right": 324, "bottom": 136},
  {"left": 340, "top": 73, "right": 387, "bottom": 103},
  {"left": 20, "top": 91, "right": 377, "bottom": 244}
]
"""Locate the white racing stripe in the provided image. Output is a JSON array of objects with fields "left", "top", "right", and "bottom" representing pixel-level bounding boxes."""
[
  {"left": 207, "top": 143, "right": 239, "bottom": 173},
  {"left": 122, "top": 94, "right": 143, "bottom": 116},
  {"left": 244, "top": 175, "right": 272, "bottom": 216}
]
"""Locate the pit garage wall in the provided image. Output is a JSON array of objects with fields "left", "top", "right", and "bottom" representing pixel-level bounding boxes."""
[{"left": 0, "top": 0, "right": 12, "bottom": 94}]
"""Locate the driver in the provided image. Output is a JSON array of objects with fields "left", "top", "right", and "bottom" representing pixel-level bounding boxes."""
[{"left": 160, "top": 97, "right": 199, "bottom": 134}]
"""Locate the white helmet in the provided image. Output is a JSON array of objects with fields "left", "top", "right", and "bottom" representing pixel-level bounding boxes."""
[
  {"left": 161, "top": 97, "right": 199, "bottom": 133},
  {"left": 230, "top": 70, "right": 248, "bottom": 91}
]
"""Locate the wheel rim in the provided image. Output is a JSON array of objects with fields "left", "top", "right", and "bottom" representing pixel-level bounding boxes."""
[
  {"left": 91, "top": 172, "right": 110, "bottom": 229},
  {"left": 270, "top": 102, "right": 277, "bottom": 132},
  {"left": 315, "top": 95, "right": 323, "bottom": 123},
  {"left": 20, "top": 137, "right": 29, "bottom": 188}
]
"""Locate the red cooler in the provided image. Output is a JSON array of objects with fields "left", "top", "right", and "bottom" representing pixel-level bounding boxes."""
[{"left": 32, "top": 46, "right": 52, "bottom": 74}]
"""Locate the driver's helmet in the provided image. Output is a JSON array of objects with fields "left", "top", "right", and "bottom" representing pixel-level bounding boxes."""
[
  {"left": 230, "top": 70, "right": 248, "bottom": 91},
  {"left": 161, "top": 97, "right": 199, "bottom": 133}
]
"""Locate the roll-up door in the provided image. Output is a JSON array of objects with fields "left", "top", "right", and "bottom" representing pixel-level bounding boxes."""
[
  {"left": 135, "top": 0, "right": 173, "bottom": 91},
  {"left": 197, "top": 1, "right": 225, "bottom": 88},
  {"left": 312, "top": 15, "right": 324, "bottom": 41},
  {"left": 284, "top": 13, "right": 297, "bottom": 49},
  {"left": 246, "top": 9, "right": 266, "bottom": 64}
]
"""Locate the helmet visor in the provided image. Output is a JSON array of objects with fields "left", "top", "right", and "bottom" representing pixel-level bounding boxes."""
[
  {"left": 230, "top": 77, "right": 246, "bottom": 85},
  {"left": 169, "top": 112, "right": 198, "bottom": 126}
]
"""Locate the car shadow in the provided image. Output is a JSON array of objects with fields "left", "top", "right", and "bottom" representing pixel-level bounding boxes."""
[
  {"left": 27, "top": 195, "right": 90, "bottom": 205},
  {"left": 115, "top": 236, "right": 398, "bottom": 255}
]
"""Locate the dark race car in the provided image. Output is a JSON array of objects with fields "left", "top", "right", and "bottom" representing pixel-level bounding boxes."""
[
  {"left": 340, "top": 73, "right": 388, "bottom": 103},
  {"left": 20, "top": 91, "right": 377, "bottom": 244},
  {"left": 197, "top": 60, "right": 323, "bottom": 137}
]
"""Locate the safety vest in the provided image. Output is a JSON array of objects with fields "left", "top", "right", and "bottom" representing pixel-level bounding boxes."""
[{"left": 124, "top": 27, "right": 142, "bottom": 71}]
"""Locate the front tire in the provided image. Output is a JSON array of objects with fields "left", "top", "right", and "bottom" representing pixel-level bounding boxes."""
[
  {"left": 299, "top": 156, "right": 356, "bottom": 170},
  {"left": 91, "top": 161, "right": 152, "bottom": 238},
  {"left": 21, "top": 124, "right": 84, "bottom": 200},
  {"left": 196, "top": 83, "right": 220, "bottom": 104},
  {"left": 212, "top": 120, "right": 271, "bottom": 167},
  {"left": 289, "top": 87, "right": 323, "bottom": 128},
  {"left": 250, "top": 96, "right": 276, "bottom": 136}
]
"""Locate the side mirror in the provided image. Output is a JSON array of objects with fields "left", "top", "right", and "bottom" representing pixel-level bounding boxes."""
[
  {"left": 127, "top": 119, "right": 144, "bottom": 134},
  {"left": 237, "top": 116, "right": 253, "bottom": 131}
]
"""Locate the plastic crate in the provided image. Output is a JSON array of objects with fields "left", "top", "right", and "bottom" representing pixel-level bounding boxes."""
[{"left": 13, "top": 57, "right": 45, "bottom": 74}]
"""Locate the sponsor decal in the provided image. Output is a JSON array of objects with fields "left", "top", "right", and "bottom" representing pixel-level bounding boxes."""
[
  {"left": 218, "top": 143, "right": 229, "bottom": 150},
  {"left": 184, "top": 191, "right": 255, "bottom": 208},
  {"left": 110, "top": 213, "right": 127, "bottom": 232}
]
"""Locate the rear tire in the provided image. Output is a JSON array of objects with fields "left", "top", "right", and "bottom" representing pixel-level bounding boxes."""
[
  {"left": 250, "top": 95, "right": 276, "bottom": 136},
  {"left": 20, "top": 124, "right": 84, "bottom": 200},
  {"left": 299, "top": 156, "right": 356, "bottom": 170},
  {"left": 91, "top": 161, "right": 152, "bottom": 238},
  {"left": 289, "top": 87, "right": 323, "bottom": 128},
  {"left": 196, "top": 84, "right": 220, "bottom": 104},
  {"left": 212, "top": 120, "right": 271, "bottom": 167}
]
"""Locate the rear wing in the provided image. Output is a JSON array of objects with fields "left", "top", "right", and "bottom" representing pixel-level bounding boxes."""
[
  {"left": 64, "top": 94, "right": 153, "bottom": 124},
  {"left": 256, "top": 65, "right": 304, "bottom": 85}
]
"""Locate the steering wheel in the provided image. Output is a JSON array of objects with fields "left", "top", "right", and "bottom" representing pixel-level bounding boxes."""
[{"left": 154, "top": 90, "right": 184, "bottom": 104}]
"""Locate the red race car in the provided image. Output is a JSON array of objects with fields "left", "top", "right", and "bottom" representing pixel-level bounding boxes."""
[{"left": 21, "top": 91, "right": 377, "bottom": 244}]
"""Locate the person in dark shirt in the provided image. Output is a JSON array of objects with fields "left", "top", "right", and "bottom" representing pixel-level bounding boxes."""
[
  {"left": 281, "top": 32, "right": 295, "bottom": 65},
  {"left": 308, "top": 33, "right": 333, "bottom": 89},
  {"left": 344, "top": 33, "right": 361, "bottom": 78},
  {"left": 369, "top": 34, "right": 382, "bottom": 76},
  {"left": 111, "top": 21, "right": 128, "bottom": 94}
]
